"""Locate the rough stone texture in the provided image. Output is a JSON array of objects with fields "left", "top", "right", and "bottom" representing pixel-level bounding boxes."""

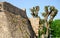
[
  {"left": 29, "top": 17, "right": 39, "bottom": 36},
  {"left": 0, "top": 12, "right": 12, "bottom": 38},
  {"left": 0, "top": 2, "right": 36, "bottom": 38}
]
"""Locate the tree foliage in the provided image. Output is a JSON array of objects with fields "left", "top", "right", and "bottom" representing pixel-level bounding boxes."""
[
  {"left": 30, "top": 6, "right": 39, "bottom": 17},
  {"left": 30, "top": 6, "right": 58, "bottom": 38},
  {"left": 50, "top": 20, "right": 60, "bottom": 38}
]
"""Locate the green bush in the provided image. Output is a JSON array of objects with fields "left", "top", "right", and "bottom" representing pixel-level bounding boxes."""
[{"left": 50, "top": 20, "right": 60, "bottom": 38}]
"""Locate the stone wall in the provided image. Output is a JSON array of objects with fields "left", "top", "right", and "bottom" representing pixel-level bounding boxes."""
[
  {"left": 0, "top": 2, "right": 27, "bottom": 18},
  {"left": 0, "top": 12, "right": 12, "bottom": 38},
  {"left": 0, "top": 2, "right": 36, "bottom": 38},
  {"left": 29, "top": 17, "right": 39, "bottom": 36}
]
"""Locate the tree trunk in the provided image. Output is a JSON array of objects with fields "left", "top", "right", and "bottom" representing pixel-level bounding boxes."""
[
  {"left": 41, "top": 34, "right": 45, "bottom": 38},
  {"left": 41, "top": 24, "right": 45, "bottom": 38},
  {"left": 45, "top": 22, "right": 49, "bottom": 38},
  {"left": 44, "top": 15, "right": 49, "bottom": 38}
]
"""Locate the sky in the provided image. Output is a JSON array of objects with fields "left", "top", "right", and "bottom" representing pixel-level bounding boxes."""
[{"left": 0, "top": 0, "right": 60, "bottom": 19}]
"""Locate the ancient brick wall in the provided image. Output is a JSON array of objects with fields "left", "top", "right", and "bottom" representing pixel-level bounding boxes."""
[{"left": 0, "top": 2, "right": 36, "bottom": 38}]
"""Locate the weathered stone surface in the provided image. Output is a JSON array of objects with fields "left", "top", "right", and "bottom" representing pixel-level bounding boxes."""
[
  {"left": 29, "top": 17, "right": 39, "bottom": 36},
  {"left": 0, "top": 2, "right": 36, "bottom": 38}
]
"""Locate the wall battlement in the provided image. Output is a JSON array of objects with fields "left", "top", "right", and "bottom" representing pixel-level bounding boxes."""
[{"left": 0, "top": 2, "right": 27, "bottom": 18}]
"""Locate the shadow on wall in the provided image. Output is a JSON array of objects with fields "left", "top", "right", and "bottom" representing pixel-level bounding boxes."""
[{"left": 27, "top": 19, "right": 37, "bottom": 38}]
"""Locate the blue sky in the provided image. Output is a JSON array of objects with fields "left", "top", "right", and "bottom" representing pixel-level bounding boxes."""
[{"left": 0, "top": 0, "right": 60, "bottom": 19}]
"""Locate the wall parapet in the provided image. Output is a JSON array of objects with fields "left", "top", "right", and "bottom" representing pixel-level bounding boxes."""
[{"left": 0, "top": 2, "right": 27, "bottom": 18}]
